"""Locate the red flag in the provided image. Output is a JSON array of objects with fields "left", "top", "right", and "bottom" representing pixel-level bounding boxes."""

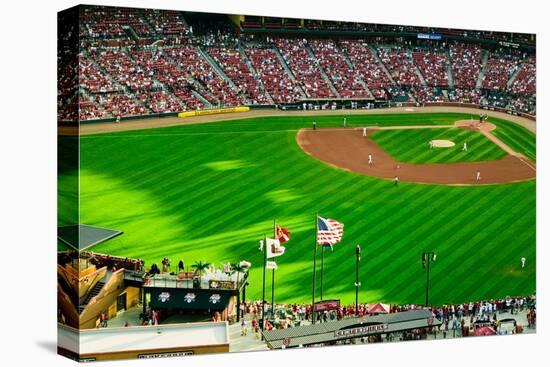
[{"left": 275, "top": 225, "right": 291, "bottom": 243}]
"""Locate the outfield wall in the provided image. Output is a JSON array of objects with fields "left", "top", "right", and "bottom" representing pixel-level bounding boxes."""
[
  {"left": 74, "top": 104, "right": 536, "bottom": 136},
  {"left": 61, "top": 102, "right": 535, "bottom": 127}
]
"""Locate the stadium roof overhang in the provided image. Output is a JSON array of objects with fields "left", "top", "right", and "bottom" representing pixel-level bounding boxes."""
[
  {"left": 58, "top": 224, "right": 123, "bottom": 252},
  {"left": 262, "top": 309, "right": 440, "bottom": 349}
]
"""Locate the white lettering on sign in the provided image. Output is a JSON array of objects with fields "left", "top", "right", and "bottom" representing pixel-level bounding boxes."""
[
  {"left": 334, "top": 324, "right": 388, "bottom": 338},
  {"left": 138, "top": 351, "right": 194, "bottom": 359}
]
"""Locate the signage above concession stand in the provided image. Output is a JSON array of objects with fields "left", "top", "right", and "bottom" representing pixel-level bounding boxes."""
[
  {"left": 334, "top": 323, "right": 388, "bottom": 338},
  {"left": 314, "top": 299, "right": 340, "bottom": 312},
  {"left": 262, "top": 309, "right": 441, "bottom": 349}
]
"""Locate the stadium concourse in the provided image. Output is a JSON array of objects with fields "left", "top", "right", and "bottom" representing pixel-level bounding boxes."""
[
  {"left": 101, "top": 294, "right": 536, "bottom": 352},
  {"left": 59, "top": 6, "right": 535, "bottom": 123}
]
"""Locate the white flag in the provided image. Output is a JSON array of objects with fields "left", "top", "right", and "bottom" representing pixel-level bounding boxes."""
[
  {"left": 266, "top": 261, "right": 278, "bottom": 270},
  {"left": 266, "top": 238, "right": 285, "bottom": 258}
]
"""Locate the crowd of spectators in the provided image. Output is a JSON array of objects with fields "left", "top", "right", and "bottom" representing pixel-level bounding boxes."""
[
  {"left": 309, "top": 39, "right": 371, "bottom": 98},
  {"left": 65, "top": 9, "right": 537, "bottom": 121},
  {"left": 80, "top": 6, "right": 156, "bottom": 39},
  {"left": 78, "top": 97, "right": 107, "bottom": 120},
  {"left": 207, "top": 47, "right": 270, "bottom": 104},
  {"left": 166, "top": 46, "right": 244, "bottom": 106},
  {"left": 79, "top": 55, "right": 118, "bottom": 93},
  {"left": 94, "top": 93, "right": 148, "bottom": 118},
  {"left": 410, "top": 86, "right": 445, "bottom": 104},
  {"left": 448, "top": 88, "right": 481, "bottom": 104},
  {"left": 240, "top": 17, "right": 534, "bottom": 46},
  {"left": 129, "top": 49, "right": 205, "bottom": 110},
  {"left": 377, "top": 47, "right": 422, "bottom": 87},
  {"left": 340, "top": 40, "right": 393, "bottom": 100},
  {"left": 80, "top": 251, "right": 145, "bottom": 272},
  {"left": 482, "top": 52, "right": 521, "bottom": 91},
  {"left": 245, "top": 47, "right": 304, "bottom": 103},
  {"left": 239, "top": 295, "right": 535, "bottom": 339},
  {"left": 143, "top": 9, "right": 190, "bottom": 36},
  {"left": 450, "top": 42, "right": 483, "bottom": 89},
  {"left": 509, "top": 57, "right": 536, "bottom": 96},
  {"left": 275, "top": 38, "right": 336, "bottom": 98},
  {"left": 90, "top": 50, "right": 154, "bottom": 91},
  {"left": 412, "top": 50, "right": 449, "bottom": 87},
  {"left": 136, "top": 90, "right": 183, "bottom": 113},
  {"left": 480, "top": 91, "right": 510, "bottom": 109}
]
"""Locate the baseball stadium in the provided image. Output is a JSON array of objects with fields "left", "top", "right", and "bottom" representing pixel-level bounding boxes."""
[{"left": 57, "top": 5, "right": 536, "bottom": 361}]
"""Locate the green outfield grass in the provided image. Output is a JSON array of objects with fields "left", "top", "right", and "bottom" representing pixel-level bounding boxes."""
[
  {"left": 488, "top": 117, "right": 536, "bottom": 162},
  {"left": 369, "top": 128, "right": 507, "bottom": 164},
  {"left": 70, "top": 113, "right": 536, "bottom": 306}
]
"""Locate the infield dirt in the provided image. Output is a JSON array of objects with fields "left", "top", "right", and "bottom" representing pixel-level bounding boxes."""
[{"left": 297, "top": 124, "right": 536, "bottom": 185}]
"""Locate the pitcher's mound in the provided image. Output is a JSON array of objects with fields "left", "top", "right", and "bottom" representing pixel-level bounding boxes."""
[{"left": 431, "top": 139, "right": 455, "bottom": 148}]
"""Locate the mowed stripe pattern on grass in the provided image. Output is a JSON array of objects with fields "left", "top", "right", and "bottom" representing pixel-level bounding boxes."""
[
  {"left": 489, "top": 117, "right": 536, "bottom": 162},
  {"left": 369, "top": 128, "right": 507, "bottom": 164},
  {"left": 76, "top": 113, "right": 536, "bottom": 306}
]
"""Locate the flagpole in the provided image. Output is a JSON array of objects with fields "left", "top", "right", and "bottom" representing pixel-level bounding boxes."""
[
  {"left": 261, "top": 233, "right": 267, "bottom": 339},
  {"left": 272, "top": 219, "right": 276, "bottom": 319},
  {"left": 320, "top": 245, "right": 325, "bottom": 301},
  {"left": 311, "top": 212, "right": 318, "bottom": 324},
  {"left": 271, "top": 268, "right": 275, "bottom": 318}
]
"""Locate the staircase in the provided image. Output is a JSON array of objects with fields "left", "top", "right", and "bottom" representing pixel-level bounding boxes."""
[
  {"left": 191, "top": 90, "right": 213, "bottom": 108},
  {"left": 411, "top": 51, "right": 428, "bottom": 86},
  {"left": 305, "top": 43, "right": 340, "bottom": 98},
  {"left": 476, "top": 50, "right": 490, "bottom": 89},
  {"left": 340, "top": 45, "right": 374, "bottom": 99},
  {"left": 80, "top": 88, "right": 110, "bottom": 116},
  {"left": 160, "top": 48, "right": 217, "bottom": 107},
  {"left": 340, "top": 46, "right": 355, "bottom": 69},
  {"left": 507, "top": 62, "right": 523, "bottom": 89},
  {"left": 237, "top": 42, "right": 275, "bottom": 104},
  {"left": 88, "top": 49, "right": 150, "bottom": 112},
  {"left": 122, "top": 25, "right": 139, "bottom": 42},
  {"left": 197, "top": 46, "right": 245, "bottom": 101},
  {"left": 140, "top": 13, "right": 157, "bottom": 36},
  {"left": 272, "top": 46, "right": 307, "bottom": 98},
  {"left": 369, "top": 45, "right": 397, "bottom": 88},
  {"left": 79, "top": 280, "right": 105, "bottom": 313},
  {"left": 446, "top": 49, "right": 454, "bottom": 88},
  {"left": 159, "top": 83, "right": 190, "bottom": 108}
]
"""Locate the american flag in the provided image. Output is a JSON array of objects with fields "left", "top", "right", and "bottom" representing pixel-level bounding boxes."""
[{"left": 317, "top": 216, "right": 344, "bottom": 245}]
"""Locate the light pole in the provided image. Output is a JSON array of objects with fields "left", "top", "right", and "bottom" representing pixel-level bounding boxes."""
[
  {"left": 422, "top": 251, "right": 437, "bottom": 307},
  {"left": 355, "top": 245, "right": 361, "bottom": 316},
  {"left": 260, "top": 238, "right": 267, "bottom": 339}
]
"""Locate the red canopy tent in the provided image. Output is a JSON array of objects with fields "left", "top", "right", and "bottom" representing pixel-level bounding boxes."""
[
  {"left": 367, "top": 303, "right": 390, "bottom": 314},
  {"left": 473, "top": 326, "right": 497, "bottom": 336}
]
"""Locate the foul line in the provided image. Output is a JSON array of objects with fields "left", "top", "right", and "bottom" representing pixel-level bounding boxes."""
[
  {"left": 79, "top": 130, "right": 300, "bottom": 139},
  {"left": 517, "top": 157, "right": 537, "bottom": 172}
]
